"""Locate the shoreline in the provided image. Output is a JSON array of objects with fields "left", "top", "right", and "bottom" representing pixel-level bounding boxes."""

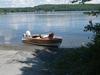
[
  {"left": 0, "top": 44, "right": 45, "bottom": 51},
  {"left": 0, "top": 44, "right": 75, "bottom": 52},
  {"left": 0, "top": 44, "right": 73, "bottom": 75},
  {"left": 0, "top": 4, "right": 100, "bottom": 13},
  {"left": 0, "top": 43, "right": 87, "bottom": 75}
]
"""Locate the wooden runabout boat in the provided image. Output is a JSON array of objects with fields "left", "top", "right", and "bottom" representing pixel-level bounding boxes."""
[{"left": 22, "top": 31, "right": 62, "bottom": 47}]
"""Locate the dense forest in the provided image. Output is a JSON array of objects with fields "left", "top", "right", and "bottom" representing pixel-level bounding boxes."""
[
  {"left": 33, "top": 4, "right": 100, "bottom": 11},
  {"left": 0, "top": 7, "right": 34, "bottom": 13},
  {"left": 0, "top": 4, "right": 100, "bottom": 13}
]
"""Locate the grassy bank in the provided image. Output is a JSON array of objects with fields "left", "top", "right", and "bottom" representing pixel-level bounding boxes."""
[
  {"left": 0, "top": 4, "right": 100, "bottom": 13},
  {"left": 33, "top": 46, "right": 99, "bottom": 75}
]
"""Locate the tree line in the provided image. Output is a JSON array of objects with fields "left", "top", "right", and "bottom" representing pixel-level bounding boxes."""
[{"left": 0, "top": 4, "right": 100, "bottom": 13}]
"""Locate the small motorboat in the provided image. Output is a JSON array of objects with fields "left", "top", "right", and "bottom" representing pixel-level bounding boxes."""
[{"left": 22, "top": 31, "right": 62, "bottom": 47}]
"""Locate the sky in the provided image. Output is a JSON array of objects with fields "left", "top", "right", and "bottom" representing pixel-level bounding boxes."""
[{"left": 0, "top": 0, "right": 100, "bottom": 7}]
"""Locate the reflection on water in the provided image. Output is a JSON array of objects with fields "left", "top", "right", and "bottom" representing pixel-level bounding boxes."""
[{"left": 0, "top": 11, "right": 99, "bottom": 47}]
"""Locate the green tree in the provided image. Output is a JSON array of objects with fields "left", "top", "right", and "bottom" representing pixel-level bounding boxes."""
[{"left": 84, "top": 20, "right": 100, "bottom": 74}]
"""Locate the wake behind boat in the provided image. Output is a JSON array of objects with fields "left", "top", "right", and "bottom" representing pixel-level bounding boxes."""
[{"left": 22, "top": 31, "right": 62, "bottom": 47}]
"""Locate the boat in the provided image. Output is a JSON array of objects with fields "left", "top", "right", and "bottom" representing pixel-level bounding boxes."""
[{"left": 22, "top": 31, "right": 62, "bottom": 47}]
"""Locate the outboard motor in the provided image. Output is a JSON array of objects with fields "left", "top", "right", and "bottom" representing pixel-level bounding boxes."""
[
  {"left": 26, "top": 30, "right": 31, "bottom": 37},
  {"left": 22, "top": 30, "right": 31, "bottom": 41}
]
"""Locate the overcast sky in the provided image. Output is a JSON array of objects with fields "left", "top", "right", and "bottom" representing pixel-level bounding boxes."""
[{"left": 0, "top": 0, "right": 100, "bottom": 7}]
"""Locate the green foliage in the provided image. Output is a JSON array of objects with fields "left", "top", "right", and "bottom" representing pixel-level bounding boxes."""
[
  {"left": 43, "top": 48, "right": 93, "bottom": 75},
  {"left": 0, "top": 7, "right": 34, "bottom": 13},
  {"left": 0, "top": 4, "right": 100, "bottom": 13},
  {"left": 84, "top": 21, "right": 100, "bottom": 49},
  {"left": 43, "top": 22, "right": 100, "bottom": 75},
  {"left": 71, "top": 0, "right": 91, "bottom": 4},
  {"left": 84, "top": 21, "right": 100, "bottom": 33},
  {"left": 84, "top": 22, "right": 100, "bottom": 74},
  {"left": 33, "top": 4, "right": 100, "bottom": 11}
]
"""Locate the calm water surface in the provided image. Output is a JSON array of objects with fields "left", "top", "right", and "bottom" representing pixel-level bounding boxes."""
[{"left": 0, "top": 11, "right": 99, "bottom": 48}]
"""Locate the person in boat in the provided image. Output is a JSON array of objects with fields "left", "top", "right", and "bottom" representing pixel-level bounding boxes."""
[{"left": 48, "top": 33, "right": 54, "bottom": 39}]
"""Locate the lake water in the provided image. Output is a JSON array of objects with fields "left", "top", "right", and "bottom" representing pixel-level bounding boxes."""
[{"left": 0, "top": 11, "right": 99, "bottom": 48}]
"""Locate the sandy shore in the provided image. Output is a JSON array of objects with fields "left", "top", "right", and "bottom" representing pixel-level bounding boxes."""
[{"left": 0, "top": 44, "right": 49, "bottom": 75}]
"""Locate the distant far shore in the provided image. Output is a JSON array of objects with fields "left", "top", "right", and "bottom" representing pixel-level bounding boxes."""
[
  {"left": 0, "top": 4, "right": 100, "bottom": 13},
  {"left": 0, "top": 44, "right": 45, "bottom": 51}
]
